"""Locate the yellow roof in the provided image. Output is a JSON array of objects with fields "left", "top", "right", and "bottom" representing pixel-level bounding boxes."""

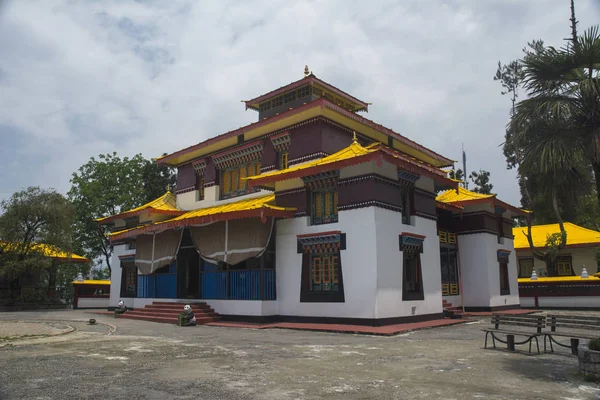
[
  {"left": 109, "top": 194, "right": 296, "bottom": 242},
  {"left": 96, "top": 191, "right": 181, "bottom": 223},
  {"left": 436, "top": 186, "right": 494, "bottom": 203},
  {"left": 245, "top": 139, "right": 376, "bottom": 183},
  {"left": 72, "top": 279, "right": 110, "bottom": 285},
  {"left": 518, "top": 276, "right": 600, "bottom": 283},
  {"left": 513, "top": 222, "right": 600, "bottom": 249},
  {"left": 169, "top": 194, "right": 291, "bottom": 222},
  {"left": 0, "top": 241, "right": 88, "bottom": 263}
]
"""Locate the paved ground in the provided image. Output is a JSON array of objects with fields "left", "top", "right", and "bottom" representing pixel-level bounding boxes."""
[{"left": 0, "top": 310, "right": 599, "bottom": 400}]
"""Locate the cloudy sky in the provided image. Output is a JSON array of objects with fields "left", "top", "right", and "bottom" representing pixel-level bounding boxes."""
[{"left": 1, "top": 0, "right": 599, "bottom": 208}]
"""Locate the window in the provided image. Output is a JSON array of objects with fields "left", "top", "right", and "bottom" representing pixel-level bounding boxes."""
[
  {"left": 196, "top": 174, "right": 204, "bottom": 200},
  {"left": 310, "top": 254, "right": 340, "bottom": 292},
  {"left": 518, "top": 258, "right": 534, "bottom": 278},
  {"left": 279, "top": 152, "right": 289, "bottom": 170},
  {"left": 499, "top": 262, "right": 510, "bottom": 295},
  {"left": 440, "top": 246, "right": 459, "bottom": 296},
  {"left": 299, "top": 232, "right": 346, "bottom": 303},
  {"left": 400, "top": 234, "right": 425, "bottom": 301},
  {"left": 220, "top": 161, "right": 261, "bottom": 199},
  {"left": 120, "top": 263, "right": 137, "bottom": 297},
  {"left": 497, "top": 250, "right": 511, "bottom": 295},
  {"left": 556, "top": 256, "right": 573, "bottom": 276},
  {"left": 311, "top": 188, "right": 338, "bottom": 225},
  {"left": 401, "top": 189, "right": 411, "bottom": 225},
  {"left": 403, "top": 251, "right": 424, "bottom": 301}
]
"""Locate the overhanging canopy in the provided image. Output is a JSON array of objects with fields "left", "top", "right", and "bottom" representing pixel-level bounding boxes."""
[{"left": 109, "top": 194, "right": 296, "bottom": 243}]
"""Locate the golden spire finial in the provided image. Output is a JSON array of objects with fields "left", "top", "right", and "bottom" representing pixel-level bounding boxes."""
[
  {"left": 304, "top": 65, "right": 310, "bottom": 77},
  {"left": 352, "top": 131, "right": 357, "bottom": 142}
]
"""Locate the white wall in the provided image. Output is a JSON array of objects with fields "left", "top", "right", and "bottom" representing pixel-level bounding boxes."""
[
  {"left": 276, "top": 207, "right": 378, "bottom": 319},
  {"left": 458, "top": 233, "right": 520, "bottom": 309},
  {"left": 177, "top": 185, "right": 271, "bottom": 211},
  {"left": 77, "top": 297, "right": 110, "bottom": 309},
  {"left": 516, "top": 247, "right": 599, "bottom": 276},
  {"left": 204, "top": 300, "right": 277, "bottom": 316},
  {"left": 374, "top": 208, "right": 442, "bottom": 319}
]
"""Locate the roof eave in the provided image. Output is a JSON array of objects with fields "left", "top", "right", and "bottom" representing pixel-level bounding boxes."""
[{"left": 109, "top": 207, "right": 296, "bottom": 243}]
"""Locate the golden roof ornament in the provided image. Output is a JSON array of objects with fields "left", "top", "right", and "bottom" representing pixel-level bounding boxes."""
[
  {"left": 352, "top": 131, "right": 357, "bottom": 142},
  {"left": 304, "top": 65, "right": 310, "bottom": 77}
]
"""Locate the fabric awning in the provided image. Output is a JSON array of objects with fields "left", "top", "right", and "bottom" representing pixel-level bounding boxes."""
[
  {"left": 135, "top": 229, "right": 183, "bottom": 275},
  {"left": 190, "top": 217, "right": 274, "bottom": 266},
  {"left": 108, "top": 194, "right": 296, "bottom": 243}
]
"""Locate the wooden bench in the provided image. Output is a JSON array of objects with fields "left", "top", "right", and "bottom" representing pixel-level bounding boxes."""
[
  {"left": 544, "top": 314, "right": 600, "bottom": 355},
  {"left": 482, "top": 314, "right": 546, "bottom": 354}
]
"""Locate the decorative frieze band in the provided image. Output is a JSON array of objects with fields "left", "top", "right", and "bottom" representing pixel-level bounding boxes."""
[
  {"left": 192, "top": 159, "right": 207, "bottom": 175},
  {"left": 212, "top": 141, "right": 264, "bottom": 170},
  {"left": 416, "top": 211, "right": 437, "bottom": 221},
  {"left": 297, "top": 231, "right": 347, "bottom": 253},
  {"left": 497, "top": 249, "right": 511, "bottom": 263},
  {"left": 338, "top": 200, "right": 402, "bottom": 213},
  {"left": 277, "top": 187, "right": 306, "bottom": 196},
  {"left": 302, "top": 170, "right": 339, "bottom": 190},
  {"left": 399, "top": 232, "right": 425, "bottom": 254},
  {"left": 338, "top": 173, "right": 400, "bottom": 188},
  {"left": 175, "top": 186, "right": 196, "bottom": 195},
  {"left": 290, "top": 152, "right": 329, "bottom": 164},
  {"left": 398, "top": 169, "right": 420, "bottom": 185},
  {"left": 270, "top": 132, "right": 291, "bottom": 153}
]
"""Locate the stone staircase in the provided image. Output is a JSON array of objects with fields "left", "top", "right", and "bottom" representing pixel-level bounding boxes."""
[
  {"left": 117, "top": 301, "right": 221, "bottom": 325},
  {"left": 442, "top": 299, "right": 465, "bottom": 319}
]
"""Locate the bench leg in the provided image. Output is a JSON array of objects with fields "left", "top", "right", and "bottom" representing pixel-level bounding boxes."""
[
  {"left": 484, "top": 332, "right": 488, "bottom": 349},
  {"left": 570, "top": 338, "right": 579, "bottom": 356},
  {"left": 535, "top": 336, "right": 540, "bottom": 354},
  {"left": 507, "top": 334, "right": 515, "bottom": 352}
]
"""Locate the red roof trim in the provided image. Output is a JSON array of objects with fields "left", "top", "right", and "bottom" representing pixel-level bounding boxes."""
[
  {"left": 247, "top": 148, "right": 457, "bottom": 189},
  {"left": 109, "top": 207, "right": 295, "bottom": 243},
  {"left": 118, "top": 254, "right": 136, "bottom": 260},
  {"left": 97, "top": 208, "right": 184, "bottom": 225},
  {"left": 324, "top": 102, "right": 454, "bottom": 167},
  {"left": 436, "top": 200, "right": 464, "bottom": 212},
  {"left": 245, "top": 75, "right": 369, "bottom": 111},
  {"left": 158, "top": 97, "right": 452, "bottom": 167},
  {"left": 157, "top": 100, "right": 324, "bottom": 165},
  {"left": 211, "top": 139, "right": 264, "bottom": 159}
]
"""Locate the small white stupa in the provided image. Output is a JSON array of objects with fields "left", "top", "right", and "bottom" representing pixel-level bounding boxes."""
[
  {"left": 530, "top": 270, "right": 538, "bottom": 280},
  {"left": 76, "top": 272, "right": 85, "bottom": 282},
  {"left": 581, "top": 267, "right": 589, "bottom": 279}
]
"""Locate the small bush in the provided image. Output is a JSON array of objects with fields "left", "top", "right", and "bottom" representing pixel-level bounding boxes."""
[{"left": 588, "top": 338, "right": 600, "bottom": 351}]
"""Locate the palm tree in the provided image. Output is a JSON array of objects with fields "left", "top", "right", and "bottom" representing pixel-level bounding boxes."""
[{"left": 514, "top": 26, "right": 600, "bottom": 205}]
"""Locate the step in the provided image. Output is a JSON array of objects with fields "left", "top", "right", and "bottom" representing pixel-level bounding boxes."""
[
  {"left": 145, "top": 304, "right": 213, "bottom": 311},
  {"left": 127, "top": 310, "right": 220, "bottom": 319},
  {"left": 141, "top": 306, "right": 215, "bottom": 314},
  {"left": 151, "top": 301, "right": 210, "bottom": 307},
  {"left": 119, "top": 313, "right": 218, "bottom": 325}
]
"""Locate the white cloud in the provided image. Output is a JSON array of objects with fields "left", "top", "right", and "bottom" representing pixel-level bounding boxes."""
[{"left": 1, "top": 0, "right": 599, "bottom": 208}]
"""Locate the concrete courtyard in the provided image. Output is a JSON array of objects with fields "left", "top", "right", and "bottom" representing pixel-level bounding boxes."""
[{"left": 0, "top": 310, "right": 598, "bottom": 400}]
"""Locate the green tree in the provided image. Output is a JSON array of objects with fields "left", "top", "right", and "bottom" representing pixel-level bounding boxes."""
[
  {"left": 0, "top": 187, "right": 77, "bottom": 300},
  {"left": 68, "top": 153, "right": 176, "bottom": 273},
  {"left": 448, "top": 168, "right": 465, "bottom": 186},
  {"left": 142, "top": 153, "right": 177, "bottom": 203},
  {"left": 469, "top": 169, "right": 494, "bottom": 194}
]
